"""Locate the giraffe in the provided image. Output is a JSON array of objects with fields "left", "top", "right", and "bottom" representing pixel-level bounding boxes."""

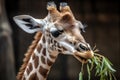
[{"left": 13, "top": 2, "right": 94, "bottom": 80}]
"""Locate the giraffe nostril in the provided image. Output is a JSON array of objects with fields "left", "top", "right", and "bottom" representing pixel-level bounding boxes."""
[{"left": 79, "top": 44, "right": 88, "bottom": 51}]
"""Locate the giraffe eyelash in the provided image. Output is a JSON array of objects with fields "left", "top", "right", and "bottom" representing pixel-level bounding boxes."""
[{"left": 51, "top": 29, "right": 64, "bottom": 38}]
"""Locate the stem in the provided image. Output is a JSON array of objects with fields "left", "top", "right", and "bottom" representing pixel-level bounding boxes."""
[
  {"left": 79, "top": 63, "right": 84, "bottom": 80},
  {"left": 81, "top": 63, "right": 84, "bottom": 73},
  {"left": 94, "top": 53, "right": 104, "bottom": 58}
]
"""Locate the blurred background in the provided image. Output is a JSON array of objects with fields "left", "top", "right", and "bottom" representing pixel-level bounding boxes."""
[{"left": 0, "top": 0, "right": 119, "bottom": 80}]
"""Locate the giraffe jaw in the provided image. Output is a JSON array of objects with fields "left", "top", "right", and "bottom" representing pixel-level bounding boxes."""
[
  {"left": 74, "top": 51, "right": 94, "bottom": 63},
  {"left": 74, "top": 55, "right": 89, "bottom": 63}
]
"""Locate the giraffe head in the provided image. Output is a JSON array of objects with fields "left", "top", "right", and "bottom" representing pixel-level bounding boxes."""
[{"left": 13, "top": 2, "right": 94, "bottom": 63}]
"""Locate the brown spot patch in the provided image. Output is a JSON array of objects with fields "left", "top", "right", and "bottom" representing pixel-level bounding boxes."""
[
  {"left": 42, "top": 36, "right": 46, "bottom": 43},
  {"left": 42, "top": 48, "right": 46, "bottom": 56},
  {"left": 54, "top": 40, "right": 57, "bottom": 43},
  {"left": 39, "top": 66, "right": 48, "bottom": 78},
  {"left": 62, "top": 47, "right": 67, "bottom": 51},
  {"left": 58, "top": 44, "right": 61, "bottom": 48},
  {"left": 58, "top": 49, "right": 62, "bottom": 52},
  {"left": 41, "top": 56, "right": 46, "bottom": 64},
  {"left": 49, "top": 54, "right": 56, "bottom": 59},
  {"left": 50, "top": 39, "right": 53, "bottom": 43},
  {"left": 47, "top": 58, "right": 53, "bottom": 66},
  {"left": 29, "top": 63, "right": 33, "bottom": 72},
  {"left": 26, "top": 68, "right": 30, "bottom": 75},
  {"left": 37, "top": 44, "right": 42, "bottom": 53},
  {"left": 29, "top": 73, "right": 39, "bottom": 80},
  {"left": 34, "top": 56, "right": 39, "bottom": 68}
]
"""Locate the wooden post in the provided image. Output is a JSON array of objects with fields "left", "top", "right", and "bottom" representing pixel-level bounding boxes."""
[{"left": 0, "top": 0, "right": 16, "bottom": 80}]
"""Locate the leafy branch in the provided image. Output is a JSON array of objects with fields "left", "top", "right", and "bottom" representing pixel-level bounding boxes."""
[{"left": 79, "top": 47, "right": 116, "bottom": 80}]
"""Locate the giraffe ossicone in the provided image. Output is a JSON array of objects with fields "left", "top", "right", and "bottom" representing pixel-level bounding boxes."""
[{"left": 14, "top": 1, "right": 94, "bottom": 80}]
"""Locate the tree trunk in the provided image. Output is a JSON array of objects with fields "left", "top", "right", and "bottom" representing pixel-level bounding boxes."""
[{"left": 0, "top": 0, "right": 16, "bottom": 80}]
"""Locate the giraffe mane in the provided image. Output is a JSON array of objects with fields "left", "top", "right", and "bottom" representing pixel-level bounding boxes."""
[{"left": 16, "top": 32, "right": 42, "bottom": 80}]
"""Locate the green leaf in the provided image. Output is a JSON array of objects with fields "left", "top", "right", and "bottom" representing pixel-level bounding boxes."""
[
  {"left": 94, "top": 57, "right": 98, "bottom": 65},
  {"left": 87, "top": 64, "right": 91, "bottom": 80},
  {"left": 100, "top": 57, "right": 104, "bottom": 72},
  {"left": 79, "top": 50, "right": 116, "bottom": 80},
  {"left": 79, "top": 72, "right": 83, "bottom": 80},
  {"left": 103, "top": 57, "right": 116, "bottom": 72},
  {"left": 90, "top": 61, "right": 94, "bottom": 71},
  {"left": 99, "top": 67, "right": 107, "bottom": 76},
  {"left": 104, "top": 57, "right": 113, "bottom": 66},
  {"left": 109, "top": 71, "right": 112, "bottom": 80}
]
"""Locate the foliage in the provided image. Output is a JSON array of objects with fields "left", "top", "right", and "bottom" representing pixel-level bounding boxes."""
[{"left": 79, "top": 48, "right": 116, "bottom": 80}]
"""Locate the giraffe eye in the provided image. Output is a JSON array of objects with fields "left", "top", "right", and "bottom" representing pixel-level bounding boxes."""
[{"left": 51, "top": 30, "right": 63, "bottom": 38}]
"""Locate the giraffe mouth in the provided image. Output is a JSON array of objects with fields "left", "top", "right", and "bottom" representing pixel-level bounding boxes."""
[
  {"left": 74, "top": 55, "right": 88, "bottom": 63},
  {"left": 74, "top": 51, "right": 94, "bottom": 63}
]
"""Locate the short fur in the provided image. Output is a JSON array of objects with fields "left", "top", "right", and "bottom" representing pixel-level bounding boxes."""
[{"left": 16, "top": 32, "right": 42, "bottom": 80}]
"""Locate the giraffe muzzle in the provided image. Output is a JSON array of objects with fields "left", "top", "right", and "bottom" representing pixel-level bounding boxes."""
[{"left": 74, "top": 50, "right": 94, "bottom": 63}]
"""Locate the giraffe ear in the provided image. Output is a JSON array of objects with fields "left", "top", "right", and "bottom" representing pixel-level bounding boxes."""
[{"left": 13, "top": 15, "right": 45, "bottom": 33}]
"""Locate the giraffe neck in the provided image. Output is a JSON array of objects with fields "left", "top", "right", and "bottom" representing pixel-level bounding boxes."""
[{"left": 22, "top": 35, "right": 59, "bottom": 80}]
